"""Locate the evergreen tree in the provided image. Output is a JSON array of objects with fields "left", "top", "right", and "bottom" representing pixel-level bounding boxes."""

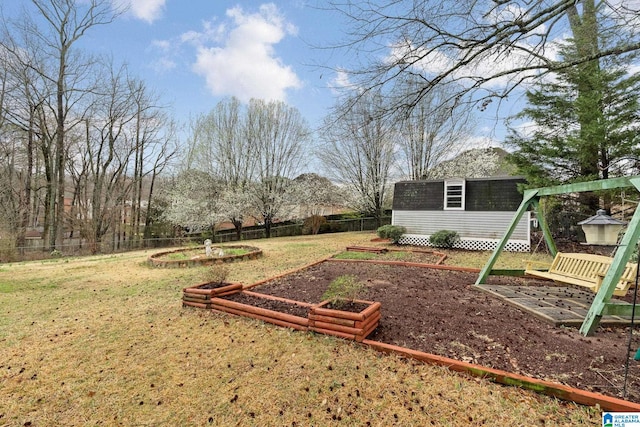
[{"left": 505, "top": 35, "right": 640, "bottom": 213}]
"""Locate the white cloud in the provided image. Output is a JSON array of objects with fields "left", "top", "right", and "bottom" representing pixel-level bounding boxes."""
[
  {"left": 180, "top": 20, "right": 226, "bottom": 46},
  {"left": 148, "top": 39, "right": 177, "bottom": 73},
  {"left": 462, "top": 135, "right": 499, "bottom": 150},
  {"left": 189, "top": 4, "right": 301, "bottom": 102},
  {"left": 509, "top": 120, "right": 538, "bottom": 139},
  {"left": 151, "top": 39, "right": 172, "bottom": 51},
  {"left": 329, "top": 69, "right": 356, "bottom": 94},
  {"left": 388, "top": 39, "right": 548, "bottom": 90},
  {"left": 113, "top": 0, "right": 166, "bottom": 24},
  {"left": 151, "top": 56, "right": 177, "bottom": 73}
]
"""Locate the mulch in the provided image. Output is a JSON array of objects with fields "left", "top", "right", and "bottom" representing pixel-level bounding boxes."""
[{"left": 224, "top": 259, "right": 640, "bottom": 403}]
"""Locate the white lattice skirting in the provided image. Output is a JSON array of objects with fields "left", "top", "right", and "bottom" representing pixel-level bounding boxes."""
[{"left": 398, "top": 234, "right": 530, "bottom": 252}]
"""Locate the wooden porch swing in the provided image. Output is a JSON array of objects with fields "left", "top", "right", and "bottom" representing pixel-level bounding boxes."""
[
  {"left": 524, "top": 252, "right": 637, "bottom": 296},
  {"left": 475, "top": 176, "right": 640, "bottom": 336}
]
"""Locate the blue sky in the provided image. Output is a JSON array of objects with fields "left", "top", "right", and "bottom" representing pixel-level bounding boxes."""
[
  {"left": 105, "top": 1, "right": 347, "bottom": 130},
  {"left": 2, "top": 1, "right": 350, "bottom": 129},
  {"left": 3, "top": 1, "right": 522, "bottom": 148}
]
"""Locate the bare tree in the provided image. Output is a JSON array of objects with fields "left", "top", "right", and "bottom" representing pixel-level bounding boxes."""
[
  {"left": 0, "top": 32, "right": 52, "bottom": 253},
  {"left": 127, "top": 78, "right": 177, "bottom": 247},
  {"left": 65, "top": 63, "right": 177, "bottom": 253},
  {"left": 318, "top": 92, "right": 395, "bottom": 226},
  {"left": 393, "top": 79, "right": 476, "bottom": 180},
  {"left": 0, "top": 51, "right": 35, "bottom": 251},
  {"left": 0, "top": 0, "right": 121, "bottom": 250},
  {"left": 327, "top": 0, "right": 640, "bottom": 115},
  {"left": 0, "top": 2, "right": 177, "bottom": 256},
  {"left": 0, "top": 124, "right": 22, "bottom": 254},
  {"left": 66, "top": 65, "right": 138, "bottom": 253},
  {"left": 141, "top": 121, "right": 178, "bottom": 242}
]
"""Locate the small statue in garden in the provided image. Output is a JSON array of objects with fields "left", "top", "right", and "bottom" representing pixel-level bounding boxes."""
[{"left": 204, "top": 239, "right": 212, "bottom": 257}]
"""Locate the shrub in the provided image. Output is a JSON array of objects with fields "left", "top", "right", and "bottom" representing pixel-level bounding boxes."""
[
  {"left": 204, "top": 264, "right": 230, "bottom": 285},
  {"left": 429, "top": 230, "right": 460, "bottom": 248},
  {"left": 318, "top": 222, "right": 346, "bottom": 234},
  {"left": 0, "top": 231, "right": 17, "bottom": 262},
  {"left": 302, "top": 215, "right": 327, "bottom": 235},
  {"left": 376, "top": 225, "right": 406, "bottom": 244},
  {"left": 50, "top": 249, "right": 63, "bottom": 258},
  {"left": 322, "top": 275, "right": 366, "bottom": 309}
]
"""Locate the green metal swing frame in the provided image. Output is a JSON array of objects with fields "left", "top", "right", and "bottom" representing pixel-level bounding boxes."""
[{"left": 475, "top": 176, "right": 640, "bottom": 336}]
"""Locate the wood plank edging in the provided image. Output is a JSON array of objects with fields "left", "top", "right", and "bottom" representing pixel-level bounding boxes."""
[{"left": 362, "top": 339, "right": 640, "bottom": 412}]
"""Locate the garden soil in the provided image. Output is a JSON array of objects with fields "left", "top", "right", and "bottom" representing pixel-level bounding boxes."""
[{"left": 235, "top": 259, "right": 640, "bottom": 403}]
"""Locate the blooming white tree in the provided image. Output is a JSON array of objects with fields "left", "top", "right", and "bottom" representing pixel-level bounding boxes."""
[
  {"left": 291, "top": 173, "right": 345, "bottom": 234},
  {"left": 184, "top": 97, "right": 257, "bottom": 239},
  {"left": 319, "top": 92, "right": 396, "bottom": 227},
  {"left": 427, "top": 148, "right": 513, "bottom": 179},
  {"left": 246, "top": 99, "right": 310, "bottom": 237},
  {"left": 214, "top": 186, "right": 257, "bottom": 234},
  {"left": 161, "top": 170, "right": 221, "bottom": 231},
  {"left": 292, "top": 174, "right": 344, "bottom": 217},
  {"left": 177, "top": 98, "right": 310, "bottom": 239}
]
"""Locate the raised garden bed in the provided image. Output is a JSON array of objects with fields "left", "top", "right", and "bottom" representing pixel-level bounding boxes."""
[
  {"left": 346, "top": 246, "right": 388, "bottom": 254},
  {"left": 334, "top": 246, "right": 447, "bottom": 265},
  {"left": 182, "top": 282, "right": 243, "bottom": 309},
  {"left": 181, "top": 247, "right": 640, "bottom": 409},
  {"left": 211, "top": 291, "right": 311, "bottom": 332},
  {"left": 245, "top": 259, "right": 640, "bottom": 405},
  {"left": 183, "top": 288, "right": 381, "bottom": 342},
  {"left": 148, "top": 245, "right": 262, "bottom": 268},
  {"left": 309, "top": 299, "right": 381, "bottom": 342}
]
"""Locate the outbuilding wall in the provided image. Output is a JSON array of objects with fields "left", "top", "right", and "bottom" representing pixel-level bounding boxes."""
[{"left": 392, "top": 177, "right": 531, "bottom": 252}]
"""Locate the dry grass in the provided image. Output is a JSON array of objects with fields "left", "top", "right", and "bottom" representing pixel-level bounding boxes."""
[{"left": 0, "top": 232, "right": 600, "bottom": 425}]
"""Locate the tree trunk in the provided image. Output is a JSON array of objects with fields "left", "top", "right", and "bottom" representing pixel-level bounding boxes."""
[
  {"left": 374, "top": 191, "right": 384, "bottom": 228},
  {"left": 568, "top": 0, "right": 602, "bottom": 215},
  {"left": 232, "top": 219, "right": 243, "bottom": 241},
  {"left": 16, "top": 107, "right": 35, "bottom": 252},
  {"left": 42, "top": 146, "right": 54, "bottom": 252},
  {"left": 142, "top": 168, "right": 158, "bottom": 242},
  {"left": 264, "top": 218, "right": 272, "bottom": 238},
  {"left": 53, "top": 49, "right": 67, "bottom": 251}
]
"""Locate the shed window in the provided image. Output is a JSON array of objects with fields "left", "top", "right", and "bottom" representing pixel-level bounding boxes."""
[{"left": 444, "top": 179, "right": 465, "bottom": 210}]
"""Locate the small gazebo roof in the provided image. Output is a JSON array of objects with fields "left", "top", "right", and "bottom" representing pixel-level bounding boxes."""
[{"left": 577, "top": 209, "right": 627, "bottom": 226}]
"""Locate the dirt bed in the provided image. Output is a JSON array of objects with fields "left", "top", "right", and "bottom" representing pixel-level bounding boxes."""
[
  {"left": 239, "top": 260, "right": 640, "bottom": 403},
  {"left": 224, "top": 292, "right": 310, "bottom": 318}
]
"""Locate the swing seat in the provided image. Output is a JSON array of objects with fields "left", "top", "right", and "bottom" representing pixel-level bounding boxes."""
[{"left": 525, "top": 252, "right": 638, "bottom": 296}]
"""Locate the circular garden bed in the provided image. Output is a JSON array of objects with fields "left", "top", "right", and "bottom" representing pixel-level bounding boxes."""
[{"left": 147, "top": 245, "right": 262, "bottom": 268}]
